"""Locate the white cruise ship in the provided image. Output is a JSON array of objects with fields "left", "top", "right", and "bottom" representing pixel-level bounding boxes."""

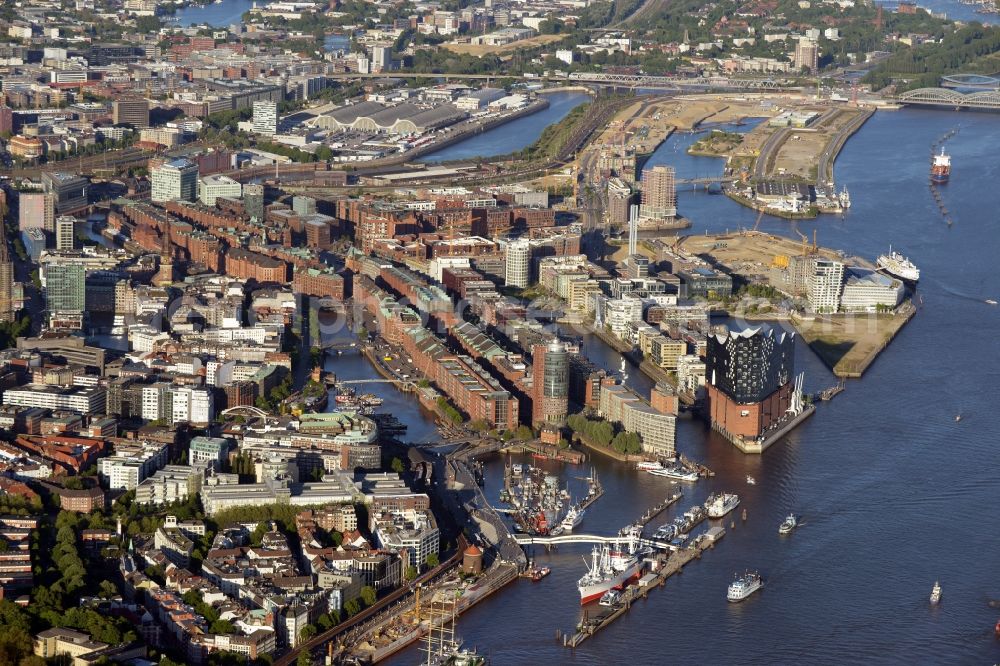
[
  {"left": 877, "top": 247, "right": 920, "bottom": 282},
  {"left": 648, "top": 464, "right": 699, "bottom": 482}
]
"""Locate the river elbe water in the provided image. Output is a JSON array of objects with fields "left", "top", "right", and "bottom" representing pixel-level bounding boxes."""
[{"left": 316, "top": 106, "right": 1000, "bottom": 665}]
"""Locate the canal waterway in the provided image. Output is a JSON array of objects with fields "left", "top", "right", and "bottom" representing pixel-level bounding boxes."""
[
  {"left": 416, "top": 91, "right": 592, "bottom": 163},
  {"left": 317, "top": 105, "right": 1000, "bottom": 665}
]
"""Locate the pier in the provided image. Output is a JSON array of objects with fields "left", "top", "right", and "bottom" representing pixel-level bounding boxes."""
[
  {"left": 815, "top": 379, "right": 846, "bottom": 401},
  {"left": 636, "top": 492, "right": 683, "bottom": 527},
  {"left": 563, "top": 528, "right": 726, "bottom": 649}
]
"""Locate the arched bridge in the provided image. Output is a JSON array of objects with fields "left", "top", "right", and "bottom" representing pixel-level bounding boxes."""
[
  {"left": 336, "top": 378, "right": 415, "bottom": 386},
  {"left": 220, "top": 405, "right": 269, "bottom": 419},
  {"left": 514, "top": 534, "right": 678, "bottom": 551},
  {"left": 895, "top": 87, "right": 1000, "bottom": 110}
]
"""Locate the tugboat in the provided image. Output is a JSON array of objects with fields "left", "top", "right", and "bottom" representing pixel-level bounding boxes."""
[
  {"left": 778, "top": 514, "right": 797, "bottom": 535},
  {"left": 727, "top": 571, "right": 764, "bottom": 602},
  {"left": 930, "top": 581, "right": 942, "bottom": 605},
  {"left": 931, "top": 146, "right": 951, "bottom": 184}
]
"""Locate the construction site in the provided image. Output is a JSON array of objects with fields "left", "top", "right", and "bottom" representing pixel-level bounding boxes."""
[{"left": 674, "top": 230, "right": 916, "bottom": 378}]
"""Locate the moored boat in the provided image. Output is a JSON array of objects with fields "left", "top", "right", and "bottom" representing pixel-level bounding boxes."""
[
  {"left": 877, "top": 246, "right": 920, "bottom": 282},
  {"left": 577, "top": 539, "right": 646, "bottom": 605},
  {"left": 561, "top": 505, "right": 584, "bottom": 532},
  {"left": 599, "top": 589, "right": 622, "bottom": 607},
  {"left": 647, "top": 462, "right": 699, "bottom": 482},
  {"left": 705, "top": 493, "right": 741, "bottom": 519}
]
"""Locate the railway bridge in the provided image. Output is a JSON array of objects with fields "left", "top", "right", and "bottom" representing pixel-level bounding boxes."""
[{"left": 894, "top": 87, "right": 1000, "bottom": 111}]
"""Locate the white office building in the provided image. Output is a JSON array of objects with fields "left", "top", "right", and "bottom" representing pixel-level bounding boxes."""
[
  {"left": 151, "top": 158, "right": 198, "bottom": 203},
  {"left": 602, "top": 296, "right": 644, "bottom": 338},
  {"left": 3, "top": 385, "right": 106, "bottom": 414},
  {"left": 252, "top": 100, "right": 278, "bottom": 136},
  {"left": 840, "top": 268, "right": 904, "bottom": 313},
  {"left": 374, "top": 511, "right": 440, "bottom": 568},
  {"left": 504, "top": 240, "right": 530, "bottom": 288},
  {"left": 98, "top": 443, "right": 170, "bottom": 490},
  {"left": 198, "top": 174, "right": 242, "bottom": 206},
  {"left": 808, "top": 259, "right": 844, "bottom": 313},
  {"left": 189, "top": 436, "right": 229, "bottom": 469},
  {"left": 371, "top": 46, "right": 392, "bottom": 71},
  {"left": 55, "top": 216, "right": 75, "bottom": 250},
  {"left": 169, "top": 386, "right": 214, "bottom": 425},
  {"left": 135, "top": 465, "right": 205, "bottom": 506}
]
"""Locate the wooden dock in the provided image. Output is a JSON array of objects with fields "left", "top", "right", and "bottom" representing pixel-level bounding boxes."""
[
  {"left": 679, "top": 454, "right": 714, "bottom": 478},
  {"left": 578, "top": 478, "right": 605, "bottom": 512},
  {"left": 636, "top": 493, "right": 683, "bottom": 527},
  {"left": 563, "top": 530, "right": 726, "bottom": 649}
]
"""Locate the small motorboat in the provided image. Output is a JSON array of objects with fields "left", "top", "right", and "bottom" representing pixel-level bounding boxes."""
[
  {"left": 746, "top": 475, "right": 756, "bottom": 485},
  {"left": 778, "top": 514, "right": 797, "bottom": 535},
  {"left": 930, "top": 581, "right": 942, "bottom": 605},
  {"left": 531, "top": 566, "right": 551, "bottom": 582},
  {"left": 599, "top": 589, "right": 622, "bottom": 607},
  {"left": 986, "top": 299, "right": 997, "bottom": 306}
]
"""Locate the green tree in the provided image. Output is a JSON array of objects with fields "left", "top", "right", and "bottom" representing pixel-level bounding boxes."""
[
  {"left": 404, "top": 565, "right": 418, "bottom": 581},
  {"left": 390, "top": 457, "right": 405, "bottom": 474},
  {"left": 0, "top": 624, "right": 34, "bottom": 665},
  {"left": 425, "top": 553, "right": 439, "bottom": 568},
  {"left": 360, "top": 586, "right": 376, "bottom": 607},
  {"left": 250, "top": 521, "right": 269, "bottom": 546},
  {"left": 343, "top": 598, "right": 361, "bottom": 617},
  {"left": 299, "top": 624, "right": 317, "bottom": 642}
]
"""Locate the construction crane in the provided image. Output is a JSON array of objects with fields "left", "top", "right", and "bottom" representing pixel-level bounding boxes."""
[{"left": 751, "top": 208, "right": 764, "bottom": 233}]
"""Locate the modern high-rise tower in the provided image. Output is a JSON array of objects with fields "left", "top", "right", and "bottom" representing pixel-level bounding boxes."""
[
  {"left": 252, "top": 100, "right": 278, "bottom": 136},
  {"left": 505, "top": 240, "right": 530, "bottom": 288},
  {"left": 639, "top": 165, "right": 677, "bottom": 221},
  {"left": 532, "top": 340, "right": 569, "bottom": 425},
  {"left": 151, "top": 159, "right": 198, "bottom": 203}
]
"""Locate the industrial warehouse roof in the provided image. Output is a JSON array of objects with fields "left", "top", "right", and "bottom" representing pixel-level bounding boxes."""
[
  {"left": 319, "top": 101, "right": 465, "bottom": 133},
  {"left": 452, "top": 321, "right": 504, "bottom": 359},
  {"left": 846, "top": 267, "right": 900, "bottom": 287},
  {"left": 328, "top": 101, "right": 386, "bottom": 124}
]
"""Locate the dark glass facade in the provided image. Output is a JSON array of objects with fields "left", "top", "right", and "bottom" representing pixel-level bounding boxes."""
[{"left": 706, "top": 326, "right": 795, "bottom": 404}]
